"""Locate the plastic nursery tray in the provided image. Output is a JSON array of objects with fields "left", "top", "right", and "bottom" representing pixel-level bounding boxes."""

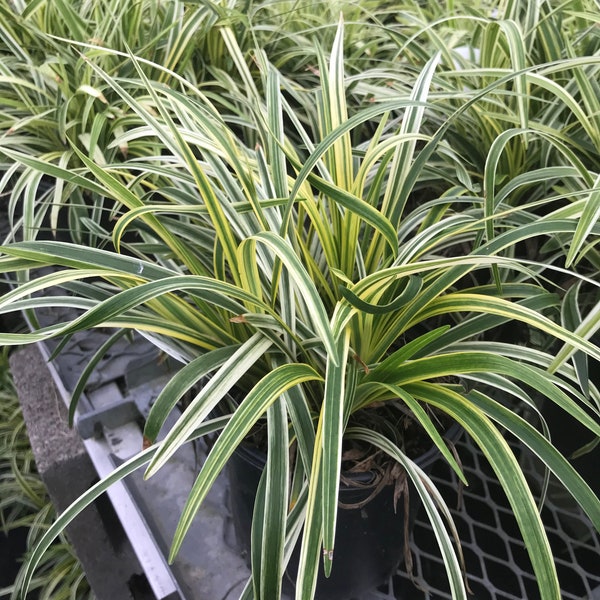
[{"left": 369, "top": 434, "right": 600, "bottom": 600}]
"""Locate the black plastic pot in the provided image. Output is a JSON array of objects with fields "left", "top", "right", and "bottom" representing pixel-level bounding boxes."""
[
  {"left": 542, "top": 399, "right": 600, "bottom": 496},
  {"left": 0, "top": 527, "right": 28, "bottom": 587},
  {"left": 227, "top": 429, "right": 460, "bottom": 600},
  {"left": 539, "top": 339, "right": 600, "bottom": 498}
]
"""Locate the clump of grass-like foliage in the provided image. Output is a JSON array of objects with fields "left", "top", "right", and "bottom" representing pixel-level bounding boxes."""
[{"left": 0, "top": 2, "right": 599, "bottom": 600}]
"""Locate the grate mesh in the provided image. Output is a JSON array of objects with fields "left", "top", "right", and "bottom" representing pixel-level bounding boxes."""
[{"left": 365, "top": 434, "right": 600, "bottom": 600}]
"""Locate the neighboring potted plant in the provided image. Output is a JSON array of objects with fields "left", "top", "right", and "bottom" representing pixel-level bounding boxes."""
[
  {"left": 0, "top": 0, "right": 258, "bottom": 247},
  {"left": 1, "top": 5, "right": 599, "bottom": 600}
]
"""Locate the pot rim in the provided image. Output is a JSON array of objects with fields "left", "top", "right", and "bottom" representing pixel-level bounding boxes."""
[{"left": 233, "top": 421, "right": 463, "bottom": 484}]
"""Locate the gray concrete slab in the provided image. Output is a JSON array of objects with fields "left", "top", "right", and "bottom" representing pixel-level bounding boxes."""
[{"left": 9, "top": 345, "right": 148, "bottom": 600}]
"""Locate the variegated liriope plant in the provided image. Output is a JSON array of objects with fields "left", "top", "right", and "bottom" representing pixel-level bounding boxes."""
[
  {"left": 1, "top": 12, "right": 599, "bottom": 600},
  {"left": 0, "top": 0, "right": 258, "bottom": 247}
]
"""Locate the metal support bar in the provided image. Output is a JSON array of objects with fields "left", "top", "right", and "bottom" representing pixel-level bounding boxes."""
[{"left": 36, "top": 341, "right": 184, "bottom": 600}]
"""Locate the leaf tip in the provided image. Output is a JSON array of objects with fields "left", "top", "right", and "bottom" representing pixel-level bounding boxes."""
[{"left": 323, "top": 547, "right": 334, "bottom": 576}]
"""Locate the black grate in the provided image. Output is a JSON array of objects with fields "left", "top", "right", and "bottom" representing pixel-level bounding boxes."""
[{"left": 368, "top": 434, "right": 600, "bottom": 600}]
